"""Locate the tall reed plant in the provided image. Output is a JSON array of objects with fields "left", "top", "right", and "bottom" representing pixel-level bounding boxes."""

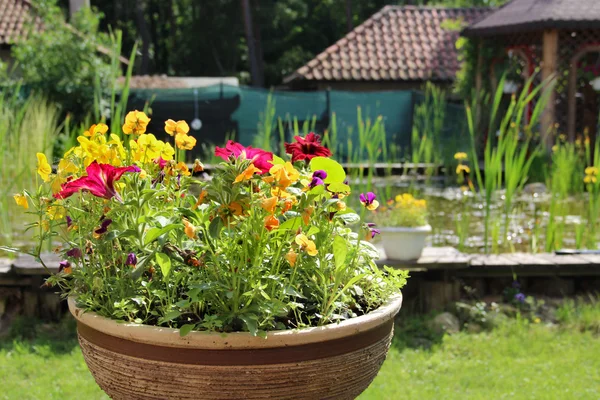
[{"left": 467, "top": 74, "right": 554, "bottom": 253}]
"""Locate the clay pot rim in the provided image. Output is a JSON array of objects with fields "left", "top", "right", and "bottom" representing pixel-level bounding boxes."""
[
  {"left": 68, "top": 294, "right": 402, "bottom": 349},
  {"left": 378, "top": 224, "right": 432, "bottom": 233}
]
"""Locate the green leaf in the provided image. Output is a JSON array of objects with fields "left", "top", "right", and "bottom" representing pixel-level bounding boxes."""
[
  {"left": 279, "top": 216, "right": 302, "bottom": 231},
  {"left": 144, "top": 224, "right": 178, "bottom": 245},
  {"left": 308, "top": 185, "right": 325, "bottom": 196},
  {"left": 310, "top": 157, "right": 346, "bottom": 183},
  {"left": 158, "top": 310, "right": 181, "bottom": 324},
  {"left": 306, "top": 226, "right": 320, "bottom": 236},
  {"left": 271, "top": 155, "right": 285, "bottom": 165},
  {"left": 327, "top": 182, "right": 351, "bottom": 193},
  {"left": 155, "top": 252, "right": 172, "bottom": 280},
  {"left": 239, "top": 314, "right": 259, "bottom": 336},
  {"left": 179, "top": 324, "right": 195, "bottom": 337},
  {"left": 208, "top": 217, "right": 222, "bottom": 238},
  {"left": 335, "top": 212, "right": 360, "bottom": 225},
  {"left": 284, "top": 286, "right": 307, "bottom": 299},
  {"left": 333, "top": 235, "right": 348, "bottom": 270}
]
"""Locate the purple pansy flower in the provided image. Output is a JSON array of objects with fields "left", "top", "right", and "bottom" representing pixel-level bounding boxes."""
[
  {"left": 514, "top": 293, "right": 526, "bottom": 303},
  {"left": 66, "top": 248, "right": 83, "bottom": 258},
  {"left": 126, "top": 252, "right": 137, "bottom": 267},
  {"left": 94, "top": 218, "right": 113, "bottom": 235},
  {"left": 359, "top": 192, "right": 379, "bottom": 210},
  {"left": 366, "top": 222, "right": 381, "bottom": 239},
  {"left": 66, "top": 215, "right": 73, "bottom": 228},
  {"left": 58, "top": 260, "right": 71, "bottom": 273}
]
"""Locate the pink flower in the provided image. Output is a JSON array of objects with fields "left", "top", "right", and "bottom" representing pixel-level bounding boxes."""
[
  {"left": 54, "top": 162, "right": 140, "bottom": 201},
  {"left": 215, "top": 140, "right": 273, "bottom": 173}
]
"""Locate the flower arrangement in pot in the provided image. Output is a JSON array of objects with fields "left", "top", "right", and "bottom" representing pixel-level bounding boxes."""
[
  {"left": 371, "top": 193, "right": 430, "bottom": 261},
  {"left": 9, "top": 112, "right": 408, "bottom": 400}
]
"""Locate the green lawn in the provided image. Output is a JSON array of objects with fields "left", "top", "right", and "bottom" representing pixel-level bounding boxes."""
[{"left": 0, "top": 310, "right": 598, "bottom": 400}]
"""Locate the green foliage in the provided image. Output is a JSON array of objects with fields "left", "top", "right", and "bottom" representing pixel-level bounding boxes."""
[
  {"left": 10, "top": 1, "right": 112, "bottom": 118},
  {"left": 372, "top": 193, "right": 428, "bottom": 228}
]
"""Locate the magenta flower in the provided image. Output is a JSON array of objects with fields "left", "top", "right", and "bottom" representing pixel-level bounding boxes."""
[
  {"left": 359, "top": 192, "right": 379, "bottom": 210},
  {"left": 54, "top": 162, "right": 140, "bottom": 201},
  {"left": 366, "top": 222, "right": 381, "bottom": 239},
  {"left": 215, "top": 140, "right": 273, "bottom": 174},
  {"left": 154, "top": 157, "right": 168, "bottom": 169}
]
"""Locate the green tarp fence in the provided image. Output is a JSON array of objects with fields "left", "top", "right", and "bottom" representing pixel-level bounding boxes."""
[{"left": 127, "top": 84, "right": 462, "bottom": 160}]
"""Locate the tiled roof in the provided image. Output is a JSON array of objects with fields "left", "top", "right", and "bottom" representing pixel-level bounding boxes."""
[
  {"left": 284, "top": 6, "right": 491, "bottom": 84},
  {"left": 463, "top": 0, "right": 600, "bottom": 37},
  {"left": 0, "top": 0, "right": 42, "bottom": 45}
]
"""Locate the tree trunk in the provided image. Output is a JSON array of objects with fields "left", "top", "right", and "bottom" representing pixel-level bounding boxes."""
[
  {"left": 135, "top": 0, "right": 151, "bottom": 75},
  {"left": 241, "top": 0, "right": 264, "bottom": 87},
  {"left": 345, "top": 0, "right": 353, "bottom": 32}
]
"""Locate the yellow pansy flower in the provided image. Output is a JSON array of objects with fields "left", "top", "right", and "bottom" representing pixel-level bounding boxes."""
[
  {"left": 269, "top": 162, "right": 300, "bottom": 189},
  {"left": 175, "top": 133, "right": 197, "bottom": 150},
  {"left": 454, "top": 152, "right": 467, "bottom": 160},
  {"left": 36, "top": 153, "right": 52, "bottom": 182},
  {"left": 46, "top": 205, "right": 66, "bottom": 220},
  {"left": 456, "top": 164, "right": 471, "bottom": 174},
  {"left": 165, "top": 119, "right": 190, "bottom": 136},
  {"left": 585, "top": 166, "right": 598, "bottom": 176},
  {"left": 584, "top": 175, "right": 597, "bottom": 184},
  {"left": 13, "top": 193, "right": 28, "bottom": 209},
  {"left": 122, "top": 110, "right": 150, "bottom": 135},
  {"left": 84, "top": 123, "right": 108, "bottom": 138},
  {"left": 295, "top": 233, "right": 318, "bottom": 256}
]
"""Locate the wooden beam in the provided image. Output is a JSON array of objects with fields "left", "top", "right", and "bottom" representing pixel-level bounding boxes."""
[
  {"left": 567, "top": 45, "right": 600, "bottom": 141},
  {"left": 541, "top": 29, "right": 558, "bottom": 153}
]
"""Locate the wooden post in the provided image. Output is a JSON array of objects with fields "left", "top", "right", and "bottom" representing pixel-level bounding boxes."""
[{"left": 541, "top": 29, "right": 558, "bottom": 152}]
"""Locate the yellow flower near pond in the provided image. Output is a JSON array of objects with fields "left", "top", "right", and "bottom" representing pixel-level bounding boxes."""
[
  {"left": 36, "top": 153, "right": 52, "bottom": 182},
  {"left": 295, "top": 233, "right": 317, "bottom": 256},
  {"left": 175, "top": 133, "right": 197, "bottom": 150},
  {"left": 13, "top": 193, "right": 28, "bottom": 209},
  {"left": 585, "top": 166, "right": 598, "bottom": 176},
  {"left": 456, "top": 164, "right": 471, "bottom": 174},
  {"left": 454, "top": 152, "right": 467, "bottom": 160},
  {"left": 584, "top": 175, "right": 597, "bottom": 184},
  {"left": 122, "top": 110, "right": 150, "bottom": 135},
  {"left": 164, "top": 119, "right": 190, "bottom": 136}
]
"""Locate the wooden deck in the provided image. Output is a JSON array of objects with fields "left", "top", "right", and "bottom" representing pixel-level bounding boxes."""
[{"left": 377, "top": 247, "right": 600, "bottom": 277}]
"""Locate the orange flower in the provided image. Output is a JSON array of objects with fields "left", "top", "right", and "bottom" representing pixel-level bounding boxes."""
[
  {"left": 192, "top": 190, "right": 208, "bottom": 210},
  {"left": 193, "top": 159, "right": 204, "bottom": 173},
  {"left": 219, "top": 201, "right": 244, "bottom": 223},
  {"left": 264, "top": 215, "right": 280, "bottom": 231},
  {"left": 302, "top": 206, "right": 314, "bottom": 225},
  {"left": 282, "top": 198, "right": 296, "bottom": 213},
  {"left": 175, "top": 161, "right": 191, "bottom": 176},
  {"left": 261, "top": 196, "right": 278, "bottom": 214},
  {"left": 84, "top": 123, "right": 108, "bottom": 138},
  {"left": 285, "top": 249, "right": 298, "bottom": 267},
  {"left": 183, "top": 218, "right": 196, "bottom": 239},
  {"left": 234, "top": 164, "right": 261, "bottom": 183},
  {"left": 295, "top": 234, "right": 317, "bottom": 256},
  {"left": 271, "top": 187, "right": 292, "bottom": 199},
  {"left": 164, "top": 119, "right": 190, "bottom": 136}
]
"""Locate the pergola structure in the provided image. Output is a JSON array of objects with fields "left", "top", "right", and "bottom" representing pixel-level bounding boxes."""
[{"left": 463, "top": 0, "right": 600, "bottom": 149}]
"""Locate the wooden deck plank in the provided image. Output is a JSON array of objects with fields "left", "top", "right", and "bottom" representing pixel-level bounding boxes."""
[
  {"left": 501, "top": 253, "right": 554, "bottom": 266},
  {"left": 0, "top": 258, "right": 12, "bottom": 274},
  {"left": 574, "top": 254, "right": 600, "bottom": 264},
  {"left": 13, "top": 253, "right": 61, "bottom": 275},
  {"left": 537, "top": 253, "right": 590, "bottom": 266}
]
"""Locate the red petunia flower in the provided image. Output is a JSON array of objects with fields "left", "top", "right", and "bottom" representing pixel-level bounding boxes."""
[
  {"left": 54, "top": 162, "right": 140, "bottom": 202},
  {"left": 284, "top": 133, "right": 332, "bottom": 163},
  {"left": 214, "top": 140, "right": 273, "bottom": 173}
]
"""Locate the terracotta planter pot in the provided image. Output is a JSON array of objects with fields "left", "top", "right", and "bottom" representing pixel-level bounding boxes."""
[
  {"left": 379, "top": 225, "right": 431, "bottom": 261},
  {"left": 68, "top": 295, "right": 402, "bottom": 400}
]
